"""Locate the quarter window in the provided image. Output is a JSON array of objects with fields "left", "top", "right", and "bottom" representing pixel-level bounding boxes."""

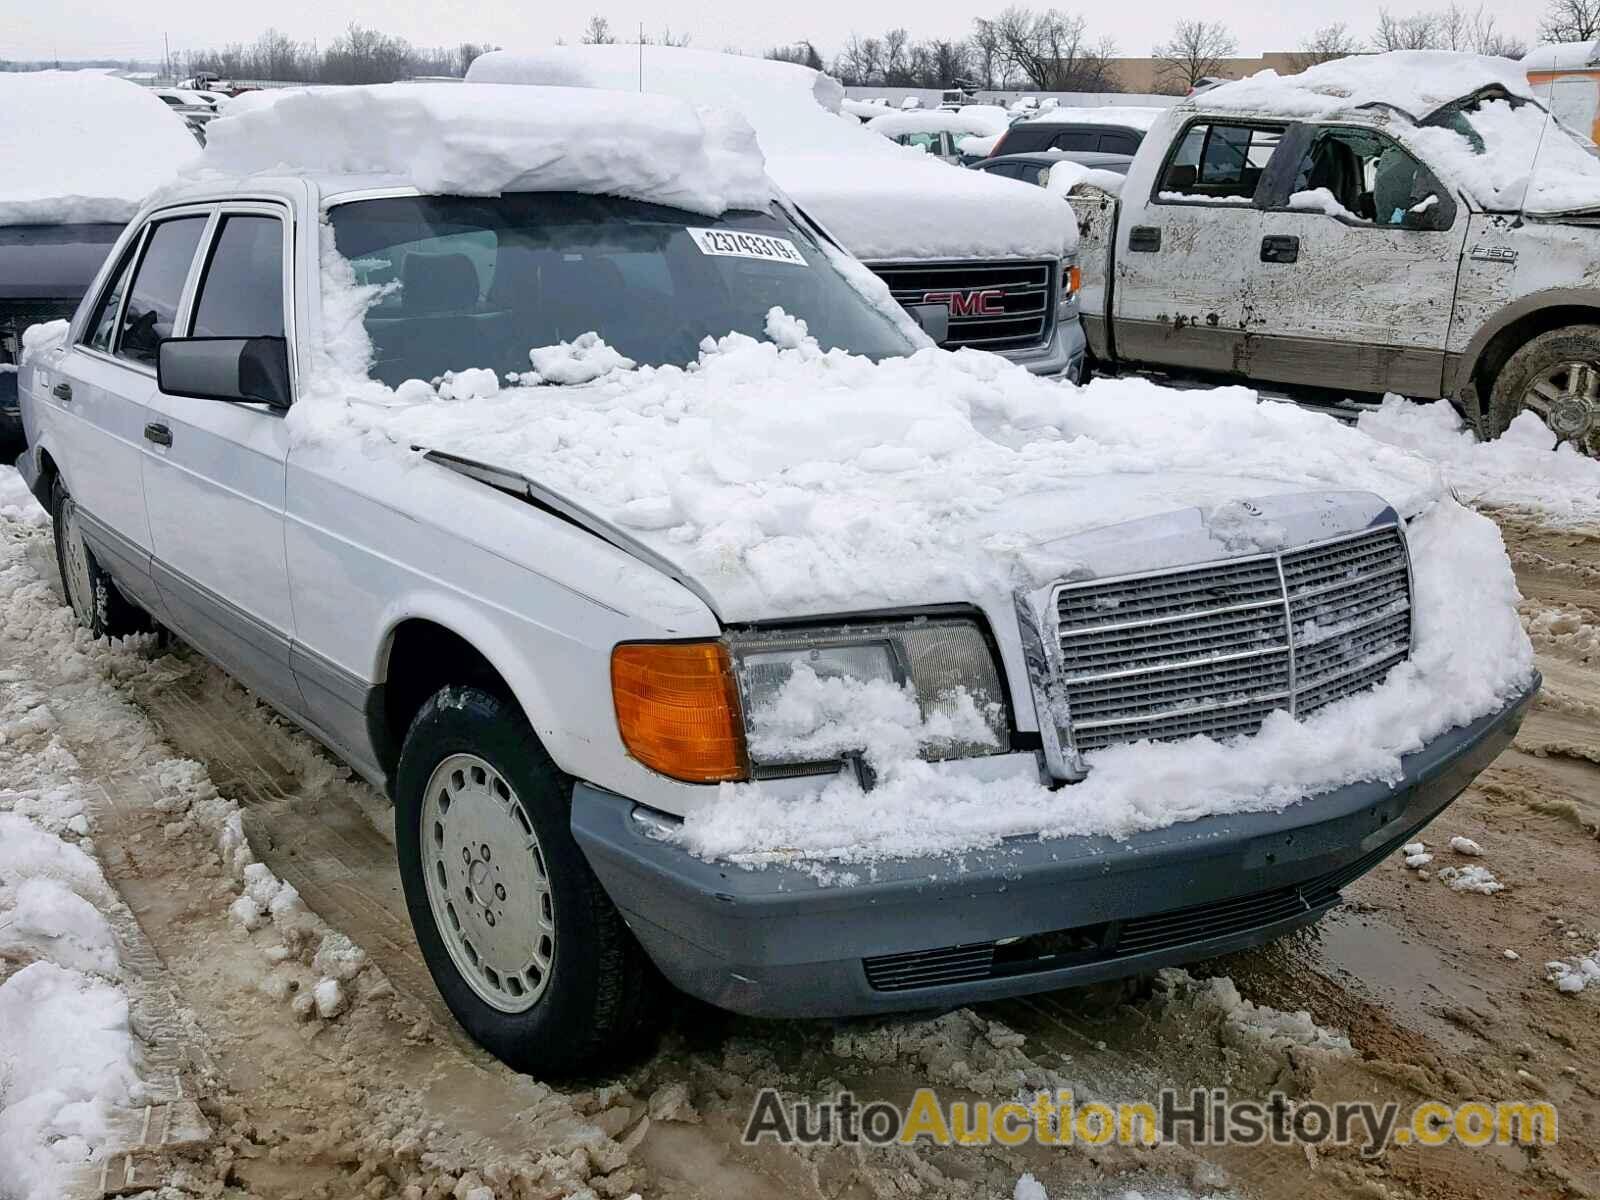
[
  {"left": 84, "top": 239, "right": 141, "bottom": 353},
  {"left": 117, "top": 216, "right": 206, "bottom": 366},
  {"left": 190, "top": 215, "right": 286, "bottom": 338},
  {"left": 1160, "top": 122, "right": 1284, "bottom": 203}
]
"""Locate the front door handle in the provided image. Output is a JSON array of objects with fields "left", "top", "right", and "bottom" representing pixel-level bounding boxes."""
[
  {"left": 1260, "top": 235, "right": 1300, "bottom": 263},
  {"left": 143, "top": 422, "right": 173, "bottom": 447},
  {"left": 1128, "top": 226, "right": 1162, "bottom": 253},
  {"left": 52, "top": 382, "right": 73, "bottom": 402}
]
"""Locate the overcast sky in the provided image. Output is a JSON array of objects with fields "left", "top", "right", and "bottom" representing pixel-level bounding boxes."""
[{"left": 12, "top": 0, "right": 1546, "bottom": 65}]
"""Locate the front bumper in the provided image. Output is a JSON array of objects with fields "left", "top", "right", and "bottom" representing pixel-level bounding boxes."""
[
  {"left": 572, "top": 677, "right": 1537, "bottom": 1018},
  {"left": 1001, "top": 309, "right": 1087, "bottom": 381}
]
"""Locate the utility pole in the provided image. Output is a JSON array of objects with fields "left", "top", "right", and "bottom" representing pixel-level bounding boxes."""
[{"left": 164, "top": 32, "right": 171, "bottom": 81}]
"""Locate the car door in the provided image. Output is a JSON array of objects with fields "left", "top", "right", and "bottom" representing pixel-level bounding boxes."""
[
  {"left": 1242, "top": 123, "right": 1468, "bottom": 396},
  {"left": 1112, "top": 119, "right": 1285, "bottom": 373},
  {"left": 140, "top": 203, "right": 299, "bottom": 709},
  {"left": 42, "top": 213, "right": 210, "bottom": 615}
]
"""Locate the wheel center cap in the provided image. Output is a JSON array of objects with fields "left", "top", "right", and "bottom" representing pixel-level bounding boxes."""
[
  {"left": 468, "top": 859, "right": 491, "bottom": 890},
  {"left": 1550, "top": 395, "right": 1597, "bottom": 439}
]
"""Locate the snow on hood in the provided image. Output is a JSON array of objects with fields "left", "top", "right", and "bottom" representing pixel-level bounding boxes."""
[
  {"left": 1201, "top": 51, "right": 1600, "bottom": 216},
  {"left": 467, "top": 48, "right": 1077, "bottom": 262},
  {"left": 0, "top": 71, "right": 200, "bottom": 226},
  {"left": 866, "top": 106, "right": 1011, "bottom": 138},
  {"left": 192, "top": 83, "right": 772, "bottom": 218},
  {"left": 292, "top": 300, "right": 1444, "bottom": 623}
]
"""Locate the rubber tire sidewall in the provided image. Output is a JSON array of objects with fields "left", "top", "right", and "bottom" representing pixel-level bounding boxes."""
[
  {"left": 394, "top": 685, "right": 641, "bottom": 1077},
  {"left": 1486, "top": 324, "right": 1600, "bottom": 448},
  {"left": 51, "top": 476, "right": 142, "bottom": 639}
]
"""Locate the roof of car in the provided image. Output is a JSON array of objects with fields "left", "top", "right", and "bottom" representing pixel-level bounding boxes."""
[{"left": 976, "top": 151, "right": 1133, "bottom": 168}]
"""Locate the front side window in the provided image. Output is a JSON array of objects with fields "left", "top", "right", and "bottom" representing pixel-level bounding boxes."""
[
  {"left": 117, "top": 216, "right": 207, "bottom": 366},
  {"left": 327, "top": 194, "right": 917, "bottom": 389},
  {"left": 1161, "top": 122, "right": 1285, "bottom": 203},
  {"left": 1288, "top": 128, "right": 1450, "bottom": 228},
  {"left": 190, "top": 214, "right": 286, "bottom": 338}
]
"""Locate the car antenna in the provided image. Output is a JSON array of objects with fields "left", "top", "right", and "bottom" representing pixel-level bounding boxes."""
[{"left": 639, "top": 25, "right": 644, "bottom": 92}]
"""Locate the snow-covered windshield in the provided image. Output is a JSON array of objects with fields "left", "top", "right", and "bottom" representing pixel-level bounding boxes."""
[
  {"left": 1414, "top": 92, "right": 1600, "bottom": 214},
  {"left": 328, "top": 193, "right": 916, "bottom": 388}
]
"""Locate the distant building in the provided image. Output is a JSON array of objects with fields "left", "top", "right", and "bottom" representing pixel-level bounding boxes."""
[{"left": 1104, "top": 53, "right": 1302, "bottom": 94}]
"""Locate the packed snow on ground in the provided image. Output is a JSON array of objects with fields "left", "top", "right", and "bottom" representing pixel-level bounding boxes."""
[
  {"left": 1201, "top": 51, "right": 1600, "bottom": 216},
  {"left": 0, "top": 71, "right": 199, "bottom": 226},
  {"left": 1437, "top": 864, "right": 1505, "bottom": 894},
  {"left": 466, "top": 47, "right": 1078, "bottom": 261},
  {"left": 297, "top": 251, "right": 1535, "bottom": 863},
  {"left": 1359, "top": 397, "right": 1600, "bottom": 527},
  {"left": 189, "top": 82, "right": 771, "bottom": 219}
]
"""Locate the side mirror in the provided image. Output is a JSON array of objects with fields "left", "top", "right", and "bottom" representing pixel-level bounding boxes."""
[
  {"left": 158, "top": 337, "right": 291, "bottom": 410},
  {"left": 906, "top": 302, "right": 950, "bottom": 344}
]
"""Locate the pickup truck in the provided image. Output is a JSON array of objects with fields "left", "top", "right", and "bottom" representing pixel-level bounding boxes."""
[
  {"left": 17, "top": 79, "right": 1535, "bottom": 1079},
  {"left": 1068, "top": 52, "right": 1600, "bottom": 457}
]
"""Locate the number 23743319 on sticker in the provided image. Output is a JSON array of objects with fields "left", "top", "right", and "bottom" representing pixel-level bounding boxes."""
[{"left": 687, "top": 227, "right": 808, "bottom": 266}]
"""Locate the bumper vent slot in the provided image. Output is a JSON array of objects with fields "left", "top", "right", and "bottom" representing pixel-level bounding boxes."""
[
  {"left": 1052, "top": 525, "right": 1412, "bottom": 754},
  {"left": 867, "top": 259, "right": 1056, "bottom": 352}
]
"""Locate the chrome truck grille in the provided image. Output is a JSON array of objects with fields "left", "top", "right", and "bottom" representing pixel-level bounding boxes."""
[
  {"left": 866, "top": 259, "right": 1056, "bottom": 352},
  {"left": 1045, "top": 525, "right": 1413, "bottom": 759}
]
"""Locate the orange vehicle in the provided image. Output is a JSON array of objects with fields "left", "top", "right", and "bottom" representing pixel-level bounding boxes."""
[{"left": 1524, "top": 41, "right": 1600, "bottom": 143}]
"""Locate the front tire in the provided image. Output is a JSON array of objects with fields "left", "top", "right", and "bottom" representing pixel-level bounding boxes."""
[
  {"left": 1487, "top": 325, "right": 1600, "bottom": 458},
  {"left": 51, "top": 477, "right": 151, "bottom": 639},
  {"left": 395, "top": 685, "right": 658, "bottom": 1077}
]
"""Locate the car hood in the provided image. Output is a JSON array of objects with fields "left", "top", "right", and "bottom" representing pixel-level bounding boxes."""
[{"left": 325, "top": 334, "right": 1446, "bottom": 627}]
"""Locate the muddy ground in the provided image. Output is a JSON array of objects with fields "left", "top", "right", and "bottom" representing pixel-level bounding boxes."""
[{"left": 6, "top": 506, "right": 1597, "bottom": 1200}]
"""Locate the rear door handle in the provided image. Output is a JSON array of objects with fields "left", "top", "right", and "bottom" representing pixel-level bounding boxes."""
[
  {"left": 1260, "top": 235, "right": 1300, "bottom": 263},
  {"left": 1128, "top": 226, "right": 1162, "bottom": 253},
  {"left": 52, "top": 382, "right": 73, "bottom": 402},
  {"left": 143, "top": 422, "right": 173, "bottom": 447}
]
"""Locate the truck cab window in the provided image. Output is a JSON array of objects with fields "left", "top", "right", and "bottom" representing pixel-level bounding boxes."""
[
  {"left": 116, "top": 216, "right": 206, "bottom": 367},
  {"left": 1161, "top": 122, "right": 1284, "bottom": 202},
  {"left": 1289, "top": 129, "right": 1446, "bottom": 228}
]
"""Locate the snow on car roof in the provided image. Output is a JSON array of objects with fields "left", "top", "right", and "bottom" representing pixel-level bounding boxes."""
[
  {"left": 467, "top": 47, "right": 1078, "bottom": 261},
  {"left": 1016, "top": 105, "right": 1167, "bottom": 131},
  {"left": 0, "top": 71, "right": 200, "bottom": 226},
  {"left": 1521, "top": 41, "right": 1600, "bottom": 72},
  {"left": 194, "top": 83, "right": 773, "bottom": 218},
  {"left": 1200, "top": 50, "right": 1600, "bottom": 215},
  {"left": 865, "top": 106, "right": 1010, "bottom": 138}
]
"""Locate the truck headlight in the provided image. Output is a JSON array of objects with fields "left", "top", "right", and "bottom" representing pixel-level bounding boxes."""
[{"left": 728, "top": 617, "right": 1009, "bottom": 775}]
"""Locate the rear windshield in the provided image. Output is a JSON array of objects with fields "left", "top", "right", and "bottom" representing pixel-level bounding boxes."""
[
  {"left": 0, "top": 224, "right": 124, "bottom": 302},
  {"left": 326, "top": 194, "right": 916, "bottom": 388}
]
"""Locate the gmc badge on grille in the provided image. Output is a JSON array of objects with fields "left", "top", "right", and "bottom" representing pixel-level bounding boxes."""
[{"left": 923, "top": 288, "right": 1006, "bottom": 316}]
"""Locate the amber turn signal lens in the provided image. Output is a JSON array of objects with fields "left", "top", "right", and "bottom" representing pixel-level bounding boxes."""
[
  {"left": 1065, "top": 265, "right": 1082, "bottom": 296},
  {"left": 611, "top": 642, "right": 749, "bottom": 783}
]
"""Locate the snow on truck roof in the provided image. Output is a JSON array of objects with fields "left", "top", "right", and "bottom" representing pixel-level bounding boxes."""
[
  {"left": 190, "top": 83, "right": 773, "bottom": 217},
  {"left": 865, "top": 107, "right": 1011, "bottom": 138},
  {"left": 0, "top": 71, "right": 200, "bottom": 227},
  {"left": 1197, "top": 50, "right": 1600, "bottom": 216},
  {"left": 467, "top": 47, "right": 1078, "bottom": 261}
]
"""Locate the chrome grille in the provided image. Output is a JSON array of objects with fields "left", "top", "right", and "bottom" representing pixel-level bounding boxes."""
[
  {"left": 866, "top": 259, "right": 1056, "bottom": 352},
  {"left": 1053, "top": 526, "right": 1412, "bottom": 754}
]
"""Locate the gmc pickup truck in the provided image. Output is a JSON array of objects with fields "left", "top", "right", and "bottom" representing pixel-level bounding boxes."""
[{"left": 1068, "top": 52, "right": 1600, "bottom": 457}]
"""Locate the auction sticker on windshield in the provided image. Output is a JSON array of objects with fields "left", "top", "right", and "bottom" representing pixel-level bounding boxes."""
[{"left": 687, "top": 228, "right": 807, "bottom": 266}]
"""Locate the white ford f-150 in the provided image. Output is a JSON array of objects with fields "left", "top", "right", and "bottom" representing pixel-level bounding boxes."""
[
  {"left": 1067, "top": 51, "right": 1600, "bottom": 457},
  {"left": 16, "top": 81, "right": 1537, "bottom": 1077}
]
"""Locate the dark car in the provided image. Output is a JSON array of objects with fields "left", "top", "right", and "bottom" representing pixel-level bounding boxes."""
[
  {"left": 990, "top": 119, "right": 1147, "bottom": 158},
  {"left": 970, "top": 150, "right": 1135, "bottom": 186},
  {"left": 1, "top": 223, "right": 122, "bottom": 455}
]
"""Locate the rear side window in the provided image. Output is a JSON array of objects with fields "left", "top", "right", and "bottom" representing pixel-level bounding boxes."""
[
  {"left": 84, "top": 239, "right": 141, "bottom": 353},
  {"left": 1050, "top": 130, "right": 1096, "bottom": 152},
  {"left": 1099, "top": 131, "right": 1140, "bottom": 155},
  {"left": 982, "top": 162, "right": 1022, "bottom": 179},
  {"left": 117, "top": 216, "right": 206, "bottom": 366},
  {"left": 1160, "top": 122, "right": 1285, "bottom": 203},
  {"left": 190, "top": 215, "right": 286, "bottom": 338}
]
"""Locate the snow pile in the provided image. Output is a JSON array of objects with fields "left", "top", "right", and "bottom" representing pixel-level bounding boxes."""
[
  {"left": 1358, "top": 397, "right": 1600, "bottom": 528},
  {"left": 1163, "top": 969, "right": 1353, "bottom": 1054},
  {"left": 0, "top": 465, "right": 47, "bottom": 528},
  {"left": 0, "top": 71, "right": 199, "bottom": 226},
  {"left": 1449, "top": 835, "right": 1484, "bottom": 856},
  {"left": 1202, "top": 51, "right": 1600, "bottom": 215},
  {"left": 1047, "top": 160, "right": 1127, "bottom": 197},
  {"left": 1287, "top": 187, "right": 1359, "bottom": 220},
  {"left": 1014, "top": 1176, "right": 1049, "bottom": 1200},
  {"left": 1545, "top": 953, "right": 1600, "bottom": 993},
  {"left": 1437, "top": 864, "right": 1504, "bottom": 893},
  {"left": 193, "top": 83, "right": 772, "bottom": 219},
  {"left": 466, "top": 47, "right": 1077, "bottom": 261},
  {"left": 866, "top": 105, "right": 1011, "bottom": 139}
]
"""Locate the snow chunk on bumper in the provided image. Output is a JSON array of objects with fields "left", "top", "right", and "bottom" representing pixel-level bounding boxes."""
[{"left": 196, "top": 83, "right": 772, "bottom": 218}]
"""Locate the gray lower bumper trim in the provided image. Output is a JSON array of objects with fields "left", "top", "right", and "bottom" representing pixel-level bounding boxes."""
[{"left": 571, "top": 677, "right": 1537, "bottom": 1017}]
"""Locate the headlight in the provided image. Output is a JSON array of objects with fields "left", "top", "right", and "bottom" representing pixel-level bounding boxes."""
[{"left": 728, "top": 617, "right": 1009, "bottom": 776}]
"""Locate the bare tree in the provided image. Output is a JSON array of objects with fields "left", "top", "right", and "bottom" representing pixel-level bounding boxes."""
[
  {"left": 1541, "top": 0, "right": 1600, "bottom": 41},
  {"left": 1289, "top": 22, "right": 1361, "bottom": 70},
  {"left": 881, "top": 27, "right": 912, "bottom": 85},
  {"left": 833, "top": 33, "right": 884, "bottom": 85},
  {"left": 970, "top": 17, "right": 1005, "bottom": 89},
  {"left": 985, "top": 8, "right": 1119, "bottom": 91},
  {"left": 1374, "top": 8, "right": 1441, "bottom": 48},
  {"left": 766, "top": 41, "right": 824, "bottom": 70},
  {"left": 1373, "top": 5, "right": 1527, "bottom": 56},
  {"left": 581, "top": 15, "right": 616, "bottom": 45},
  {"left": 1151, "top": 18, "right": 1238, "bottom": 93}
]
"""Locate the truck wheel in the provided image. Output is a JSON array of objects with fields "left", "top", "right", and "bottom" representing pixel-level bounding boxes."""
[
  {"left": 394, "top": 685, "right": 659, "bottom": 1077},
  {"left": 1487, "top": 325, "right": 1600, "bottom": 458},
  {"left": 51, "top": 477, "right": 151, "bottom": 639}
]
